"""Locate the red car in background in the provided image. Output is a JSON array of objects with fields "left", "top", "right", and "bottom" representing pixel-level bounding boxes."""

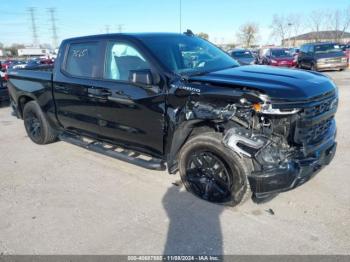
[
  {"left": 261, "top": 48, "right": 296, "bottom": 68},
  {"left": 1, "top": 59, "right": 16, "bottom": 71}
]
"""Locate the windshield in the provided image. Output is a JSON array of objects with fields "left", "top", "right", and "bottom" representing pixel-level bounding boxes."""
[
  {"left": 231, "top": 51, "right": 254, "bottom": 59},
  {"left": 315, "top": 44, "right": 342, "bottom": 54},
  {"left": 139, "top": 34, "right": 239, "bottom": 76},
  {"left": 271, "top": 49, "right": 292, "bottom": 58}
]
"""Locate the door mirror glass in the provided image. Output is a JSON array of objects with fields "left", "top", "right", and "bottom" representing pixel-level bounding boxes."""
[{"left": 129, "top": 69, "right": 153, "bottom": 86}]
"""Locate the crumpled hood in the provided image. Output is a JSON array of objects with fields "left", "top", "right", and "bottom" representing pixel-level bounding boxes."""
[{"left": 190, "top": 65, "right": 336, "bottom": 101}]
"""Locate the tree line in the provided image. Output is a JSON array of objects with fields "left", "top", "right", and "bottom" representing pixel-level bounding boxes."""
[{"left": 197, "top": 6, "right": 350, "bottom": 48}]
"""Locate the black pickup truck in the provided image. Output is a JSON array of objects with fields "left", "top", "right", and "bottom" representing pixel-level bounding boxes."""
[{"left": 7, "top": 32, "right": 338, "bottom": 205}]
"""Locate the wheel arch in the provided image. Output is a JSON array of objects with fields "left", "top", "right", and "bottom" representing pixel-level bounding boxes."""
[
  {"left": 165, "top": 119, "right": 220, "bottom": 174},
  {"left": 17, "top": 94, "right": 36, "bottom": 119}
]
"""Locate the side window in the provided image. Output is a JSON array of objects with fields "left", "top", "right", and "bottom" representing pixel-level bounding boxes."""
[
  {"left": 308, "top": 45, "right": 314, "bottom": 54},
  {"left": 65, "top": 42, "right": 99, "bottom": 78},
  {"left": 104, "top": 42, "right": 150, "bottom": 81},
  {"left": 300, "top": 45, "right": 307, "bottom": 54}
]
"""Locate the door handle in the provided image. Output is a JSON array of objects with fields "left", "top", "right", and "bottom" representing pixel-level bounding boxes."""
[{"left": 87, "top": 87, "right": 112, "bottom": 98}]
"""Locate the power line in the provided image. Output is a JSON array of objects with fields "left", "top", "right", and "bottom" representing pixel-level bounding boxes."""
[
  {"left": 48, "top": 8, "right": 59, "bottom": 48},
  {"left": 27, "top": 7, "right": 39, "bottom": 47}
]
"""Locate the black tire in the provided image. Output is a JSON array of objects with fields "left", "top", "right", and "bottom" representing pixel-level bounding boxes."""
[
  {"left": 310, "top": 63, "right": 317, "bottom": 71},
  {"left": 178, "top": 132, "right": 251, "bottom": 206},
  {"left": 23, "top": 101, "right": 57, "bottom": 144}
]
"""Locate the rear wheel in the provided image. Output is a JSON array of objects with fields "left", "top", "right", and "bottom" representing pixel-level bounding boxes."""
[
  {"left": 179, "top": 132, "right": 251, "bottom": 206},
  {"left": 23, "top": 101, "right": 57, "bottom": 144}
]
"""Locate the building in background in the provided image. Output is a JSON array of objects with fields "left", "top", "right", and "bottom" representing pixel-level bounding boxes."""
[
  {"left": 17, "top": 48, "right": 51, "bottom": 57},
  {"left": 283, "top": 30, "right": 350, "bottom": 47}
]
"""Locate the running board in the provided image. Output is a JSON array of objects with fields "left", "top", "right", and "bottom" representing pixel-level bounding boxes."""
[{"left": 59, "top": 133, "right": 166, "bottom": 171}]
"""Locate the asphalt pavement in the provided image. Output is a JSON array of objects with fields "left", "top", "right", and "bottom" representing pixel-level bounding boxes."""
[{"left": 0, "top": 70, "right": 349, "bottom": 255}]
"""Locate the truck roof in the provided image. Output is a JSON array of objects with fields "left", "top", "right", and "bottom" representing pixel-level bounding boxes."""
[{"left": 63, "top": 32, "right": 186, "bottom": 43}]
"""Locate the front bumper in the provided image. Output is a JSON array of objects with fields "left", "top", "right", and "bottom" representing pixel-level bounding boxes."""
[
  {"left": 248, "top": 137, "right": 337, "bottom": 197},
  {"left": 316, "top": 62, "right": 347, "bottom": 71}
]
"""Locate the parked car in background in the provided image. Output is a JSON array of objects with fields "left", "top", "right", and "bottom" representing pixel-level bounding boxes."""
[
  {"left": 24, "top": 60, "right": 42, "bottom": 69},
  {"left": 0, "top": 68, "right": 8, "bottom": 104},
  {"left": 250, "top": 49, "right": 259, "bottom": 59},
  {"left": 8, "top": 61, "right": 27, "bottom": 70},
  {"left": 261, "top": 48, "right": 296, "bottom": 67},
  {"left": 298, "top": 42, "right": 347, "bottom": 71},
  {"left": 1, "top": 59, "right": 16, "bottom": 71},
  {"left": 289, "top": 47, "right": 300, "bottom": 58},
  {"left": 228, "top": 49, "right": 256, "bottom": 65},
  {"left": 341, "top": 43, "right": 350, "bottom": 64}
]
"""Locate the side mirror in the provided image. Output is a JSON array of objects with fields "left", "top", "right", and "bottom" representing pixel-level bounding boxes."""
[{"left": 129, "top": 69, "right": 153, "bottom": 87}]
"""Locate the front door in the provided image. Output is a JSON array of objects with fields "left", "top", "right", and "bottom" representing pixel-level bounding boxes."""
[{"left": 88, "top": 40, "right": 166, "bottom": 157}]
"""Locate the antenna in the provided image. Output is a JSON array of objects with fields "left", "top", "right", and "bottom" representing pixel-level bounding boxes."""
[
  {"left": 48, "top": 8, "right": 59, "bottom": 48},
  {"left": 28, "top": 7, "right": 39, "bottom": 47}
]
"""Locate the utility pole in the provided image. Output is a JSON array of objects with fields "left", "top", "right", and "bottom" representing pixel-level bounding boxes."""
[
  {"left": 105, "top": 25, "right": 110, "bottom": 33},
  {"left": 48, "top": 8, "right": 59, "bottom": 49},
  {"left": 179, "top": 0, "right": 182, "bottom": 33},
  {"left": 116, "top": 24, "right": 124, "bottom": 33},
  {"left": 28, "top": 7, "right": 39, "bottom": 47}
]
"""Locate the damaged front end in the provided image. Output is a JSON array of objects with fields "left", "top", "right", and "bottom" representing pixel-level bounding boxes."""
[
  {"left": 167, "top": 79, "right": 337, "bottom": 198},
  {"left": 221, "top": 91, "right": 338, "bottom": 197}
]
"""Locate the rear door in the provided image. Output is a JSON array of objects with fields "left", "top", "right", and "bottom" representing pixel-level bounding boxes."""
[{"left": 53, "top": 40, "right": 105, "bottom": 137}]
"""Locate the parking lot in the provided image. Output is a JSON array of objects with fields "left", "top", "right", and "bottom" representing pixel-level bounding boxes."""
[{"left": 0, "top": 70, "right": 349, "bottom": 255}]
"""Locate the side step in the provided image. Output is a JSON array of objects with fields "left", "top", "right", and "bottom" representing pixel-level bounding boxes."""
[{"left": 59, "top": 133, "right": 166, "bottom": 171}]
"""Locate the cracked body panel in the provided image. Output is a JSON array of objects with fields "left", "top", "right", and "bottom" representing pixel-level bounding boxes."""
[{"left": 165, "top": 77, "right": 338, "bottom": 197}]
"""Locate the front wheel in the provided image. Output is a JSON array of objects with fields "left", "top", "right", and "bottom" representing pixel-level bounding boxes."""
[
  {"left": 23, "top": 101, "right": 57, "bottom": 144},
  {"left": 178, "top": 133, "right": 251, "bottom": 206}
]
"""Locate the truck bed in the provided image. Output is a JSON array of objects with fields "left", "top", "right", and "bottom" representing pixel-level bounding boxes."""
[{"left": 7, "top": 68, "right": 54, "bottom": 118}]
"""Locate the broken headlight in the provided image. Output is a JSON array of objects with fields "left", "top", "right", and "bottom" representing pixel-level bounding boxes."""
[{"left": 252, "top": 102, "right": 300, "bottom": 115}]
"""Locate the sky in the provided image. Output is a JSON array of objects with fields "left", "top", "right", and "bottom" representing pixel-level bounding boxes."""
[{"left": 0, "top": 0, "right": 349, "bottom": 47}]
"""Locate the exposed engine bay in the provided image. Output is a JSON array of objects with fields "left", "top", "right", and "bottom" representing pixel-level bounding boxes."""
[{"left": 182, "top": 88, "right": 338, "bottom": 196}]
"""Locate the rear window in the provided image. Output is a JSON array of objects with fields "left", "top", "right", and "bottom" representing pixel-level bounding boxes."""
[
  {"left": 65, "top": 42, "right": 99, "bottom": 78},
  {"left": 271, "top": 49, "right": 292, "bottom": 57},
  {"left": 231, "top": 51, "right": 253, "bottom": 58},
  {"left": 315, "top": 44, "right": 342, "bottom": 54}
]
